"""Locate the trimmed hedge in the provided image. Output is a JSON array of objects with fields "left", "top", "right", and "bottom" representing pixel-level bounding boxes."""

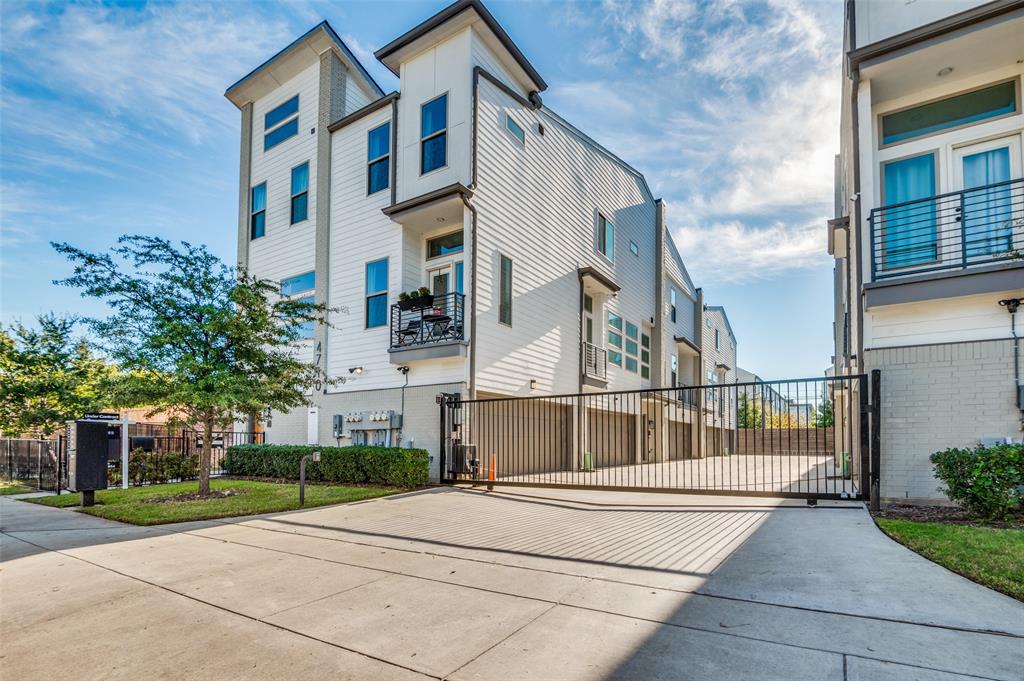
[
  {"left": 223, "top": 444, "right": 429, "bottom": 488},
  {"left": 931, "top": 443, "right": 1023, "bottom": 519},
  {"left": 108, "top": 449, "right": 199, "bottom": 487}
]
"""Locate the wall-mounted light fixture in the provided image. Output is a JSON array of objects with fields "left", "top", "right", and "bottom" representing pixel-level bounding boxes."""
[
  {"left": 348, "top": 367, "right": 363, "bottom": 375},
  {"left": 530, "top": 379, "right": 538, "bottom": 390}
]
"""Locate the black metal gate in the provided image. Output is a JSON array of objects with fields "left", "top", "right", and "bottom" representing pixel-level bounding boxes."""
[{"left": 440, "top": 372, "right": 880, "bottom": 501}]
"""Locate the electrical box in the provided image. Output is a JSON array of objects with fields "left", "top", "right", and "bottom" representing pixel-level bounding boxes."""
[{"left": 68, "top": 421, "right": 112, "bottom": 492}]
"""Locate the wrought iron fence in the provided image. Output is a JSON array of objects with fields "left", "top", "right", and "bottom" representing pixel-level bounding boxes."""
[
  {"left": 870, "top": 176, "right": 1023, "bottom": 280},
  {"left": 390, "top": 292, "right": 465, "bottom": 348},
  {"left": 440, "top": 374, "right": 871, "bottom": 500},
  {"left": 1, "top": 438, "right": 62, "bottom": 492}
]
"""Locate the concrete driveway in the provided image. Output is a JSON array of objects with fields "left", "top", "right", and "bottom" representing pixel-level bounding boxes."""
[{"left": 2, "top": 486, "right": 1022, "bottom": 680}]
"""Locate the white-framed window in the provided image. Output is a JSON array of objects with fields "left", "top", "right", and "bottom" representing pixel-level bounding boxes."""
[
  {"left": 420, "top": 94, "right": 448, "bottom": 174},
  {"left": 280, "top": 271, "right": 315, "bottom": 339},
  {"left": 427, "top": 231, "right": 464, "bottom": 259},
  {"left": 290, "top": 162, "right": 309, "bottom": 224},
  {"left": 505, "top": 113, "right": 525, "bottom": 145},
  {"left": 365, "top": 259, "right": 388, "bottom": 329},
  {"left": 367, "top": 122, "right": 391, "bottom": 195},
  {"left": 264, "top": 95, "right": 299, "bottom": 151},
  {"left": 607, "top": 312, "right": 622, "bottom": 366},
  {"left": 624, "top": 321, "right": 639, "bottom": 373},
  {"left": 598, "top": 214, "right": 614, "bottom": 261}
]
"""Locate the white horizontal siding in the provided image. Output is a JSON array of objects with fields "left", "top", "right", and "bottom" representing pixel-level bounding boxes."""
[
  {"left": 866, "top": 292, "right": 1024, "bottom": 348},
  {"left": 248, "top": 62, "right": 319, "bottom": 287},
  {"left": 471, "top": 73, "right": 659, "bottom": 397}
]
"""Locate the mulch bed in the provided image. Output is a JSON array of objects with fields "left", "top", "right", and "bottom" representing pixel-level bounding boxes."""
[
  {"left": 150, "top": 489, "right": 242, "bottom": 504},
  {"left": 873, "top": 504, "right": 1024, "bottom": 529}
]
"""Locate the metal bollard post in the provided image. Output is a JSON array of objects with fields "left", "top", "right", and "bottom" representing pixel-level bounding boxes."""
[{"left": 299, "top": 451, "right": 321, "bottom": 507}]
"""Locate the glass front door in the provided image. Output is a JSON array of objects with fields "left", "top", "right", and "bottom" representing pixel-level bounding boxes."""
[
  {"left": 882, "top": 153, "right": 937, "bottom": 268},
  {"left": 955, "top": 139, "right": 1018, "bottom": 258}
]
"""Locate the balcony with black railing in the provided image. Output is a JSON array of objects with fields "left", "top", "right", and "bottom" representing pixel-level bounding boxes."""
[
  {"left": 869, "top": 177, "right": 1023, "bottom": 281},
  {"left": 390, "top": 291, "right": 465, "bottom": 351}
]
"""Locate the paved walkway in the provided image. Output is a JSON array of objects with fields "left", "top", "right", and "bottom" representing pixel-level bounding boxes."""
[{"left": 2, "top": 487, "right": 1022, "bottom": 680}]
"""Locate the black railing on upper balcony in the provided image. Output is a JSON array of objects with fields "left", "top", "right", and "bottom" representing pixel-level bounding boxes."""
[
  {"left": 869, "top": 177, "right": 1023, "bottom": 280},
  {"left": 390, "top": 291, "right": 465, "bottom": 349}
]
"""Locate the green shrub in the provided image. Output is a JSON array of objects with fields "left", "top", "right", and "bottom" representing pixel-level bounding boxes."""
[
  {"left": 223, "top": 444, "right": 429, "bottom": 488},
  {"left": 108, "top": 449, "right": 201, "bottom": 487},
  {"left": 930, "top": 444, "right": 1023, "bottom": 519}
]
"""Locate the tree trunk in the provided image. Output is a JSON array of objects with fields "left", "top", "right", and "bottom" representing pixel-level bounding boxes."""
[{"left": 199, "top": 417, "right": 213, "bottom": 496}]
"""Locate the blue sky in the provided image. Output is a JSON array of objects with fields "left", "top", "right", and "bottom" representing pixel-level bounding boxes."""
[{"left": 0, "top": 0, "right": 842, "bottom": 380}]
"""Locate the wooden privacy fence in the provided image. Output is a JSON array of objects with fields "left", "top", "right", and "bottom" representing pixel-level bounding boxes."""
[{"left": 735, "top": 427, "right": 836, "bottom": 456}]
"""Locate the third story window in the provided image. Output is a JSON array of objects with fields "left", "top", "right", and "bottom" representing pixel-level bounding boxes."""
[
  {"left": 280, "top": 271, "right": 315, "bottom": 339},
  {"left": 505, "top": 113, "right": 526, "bottom": 145},
  {"left": 264, "top": 95, "right": 299, "bottom": 151},
  {"left": 290, "top": 162, "right": 309, "bottom": 224},
  {"left": 365, "top": 259, "right": 388, "bottom": 328},
  {"left": 250, "top": 183, "right": 266, "bottom": 239},
  {"left": 669, "top": 288, "right": 677, "bottom": 323},
  {"left": 881, "top": 80, "right": 1016, "bottom": 145},
  {"left": 421, "top": 94, "right": 448, "bottom": 174},
  {"left": 367, "top": 122, "right": 390, "bottom": 194},
  {"left": 427, "top": 230, "right": 464, "bottom": 258},
  {"left": 598, "top": 214, "right": 614, "bottom": 261},
  {"left": 499, "top": 254, "right": 513, "bottom": 325}
]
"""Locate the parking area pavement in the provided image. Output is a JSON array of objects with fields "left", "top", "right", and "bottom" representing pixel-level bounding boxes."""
[{"left": 2, "top": 486, "right": 1022, "bottom": 680}]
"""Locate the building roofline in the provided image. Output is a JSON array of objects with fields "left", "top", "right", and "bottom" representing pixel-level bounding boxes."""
[
  {"left": 704, "top": 305, "right": 737, "bottom": 344},
  {"left": 327, "top": 92, "right": 400, "bottom": 132},
  {"left": 847, "top": 0, "right": 1024, "bottom": 69},
  {"left": 374, "top": 0, "right": 547, "bottom": 92},
  {"left": 578, "top": 266, "right": 621, "bottom": 293},
  {"left": 225, "top": 20, "right": 384, "bottom": 102},
  {"left": 381, "top": 183, "right": 472, "bottom": 217}
]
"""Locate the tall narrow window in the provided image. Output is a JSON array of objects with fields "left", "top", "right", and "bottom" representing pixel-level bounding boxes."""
[
  {"left": 367, "top": 122, "right": 390, "bottom": 194},
  {"left": 499, "top": 254, "right": 513, "bottom": 325},
  {"left": 641, "top": 333, "right": 651, "bottom": 379},
  {"left": 669, "top": 288, "right": 677, "bottom": 323},
  {"left": 290, "top": 162, "right": 309, "bottom": 224},
  {"left": 598, "top": 214, "right": 614, "bottom": 261},
  {"left": 250, "top": 183, "right": 266, "bottom": 239},
  {"left": 607, "top": 312, "right": 622, "bottom": 367},
  {"left": 455, "top": 261, "right": 465, "bottom": 294},
  {"left": 624, "top": 321, "right": 639, "bottom": 373},
  {"left": 264, "top": 95, "right": 299, "bottom": 151},
  {"left": 365, "top": 259, "right": 388, "bottom": 329},
  {"left": 882, "top": 153, "right": 937, "bottom": 268},
  {"left": 715, "top": 328, "right": 720, "bottom": 351},
  {"left": 421, "top": 94, "right": 448, "bottom": 174},
  {"left": 670, "top": 355, "right": 678, "bottom": 387}
]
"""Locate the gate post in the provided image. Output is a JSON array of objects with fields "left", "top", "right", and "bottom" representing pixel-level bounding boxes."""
[
  {"left": 858, "top": 374, "right": 870, "bottom": 504},
  {"left": 437, "top": 393, "right": 448, "bottom": 484},
  {"left": 870, "top": 370, "right": 881, "bottom": 512}
]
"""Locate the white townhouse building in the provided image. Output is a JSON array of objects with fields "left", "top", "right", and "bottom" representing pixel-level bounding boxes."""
[
  {"left": 829, "top": 0, "right": 1024, "bottom": 503},
  {"left": 225, "top": 0, "right": 732, "bottom": 480}
]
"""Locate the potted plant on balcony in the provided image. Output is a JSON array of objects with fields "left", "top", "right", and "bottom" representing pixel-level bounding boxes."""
[{"left": 397, "top": 286, "right": 434, "bottom": 311}]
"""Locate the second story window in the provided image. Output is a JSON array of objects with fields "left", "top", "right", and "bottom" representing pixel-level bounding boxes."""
[
  {"left": 669, "top": 288, "right": 677, "bottom": 323},
  {"left": 640, "top": 333, "right": 650, "bottom": 380},
  {"left": 598, "top": 214, "right": 614, "bottom": 261},
  {"left": 881, "top": 80, "right": 1016, "bottom": 146},
  {"left": 281, "top": 271, "right": 315, "bottom": 339},
  {"left": 499, "top": 254, "right": 513, "bottom": 326},
  {"left": 290, "top": 162, "right": 309, "bottom": 224},
  {"left": 625, "top": 321, "right": 639, "bottom": 373},
  {"left": 421, "top": 94, "right": 448, "bottom": 174},
  {"left": 367, "top": 122, "right": 390, "bottom": 194},
  {"left": 264, "top": 95, "right": 299, "bottom": 151},
  {"left": 365, "top": 259, "right": 388, "bottom": 329},
  {"left": 250, "top": 183, "right": 266, "bottom": 239}
]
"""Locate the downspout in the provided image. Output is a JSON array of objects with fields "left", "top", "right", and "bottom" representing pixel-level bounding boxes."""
[
  {"left": 577, "top": 270, "right": 585, "bottom": 393},
  {"left": 390, "top": 96, "right": 399, "bottom": 206},
  {"left": 999, "top": 298, "right": 1023, "bottom": 417}
]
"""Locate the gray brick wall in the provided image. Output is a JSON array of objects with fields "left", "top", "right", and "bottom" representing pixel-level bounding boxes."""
[{"left": 865, "top": 339, "right": 1022, "bottom": 504}]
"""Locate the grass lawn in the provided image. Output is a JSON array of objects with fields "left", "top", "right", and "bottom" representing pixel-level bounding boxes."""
[
  {"left": 876, "top": 518, "right": 1024, "bottom": 602},
  {"left": 24, "top": 479, "right": 405, "bottom": 525},
  {"left": 0, "top": 480, "right": 35, "bottom": 495}
]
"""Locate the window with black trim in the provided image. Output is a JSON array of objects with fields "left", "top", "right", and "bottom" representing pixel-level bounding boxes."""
[
  {"left": 499, "top": 254, "right": 513, "bottom": 325},
  {"left": 669, "top": 288, "right": 677, "bottom": 323},
  {"left": 421, "top": 94, "right": 447, "bottom": 174},
  {"left": 427, "top": 231, "right": 464, "bottom": 258},
  {"left": 625, "top": 321, "right": 639, "bottom": 373},
  {"left": 367, "top": 122, "right": 390, "bottom": 194},
  {"left": 264, "top": 95, "right": 299, "bottom": 151},
  {"left": 640, "top": 333, "right": 650, "bottom": 379},
  {"left": 290, "top": 162, "right": 308, "bottom": 224},
  {"left": 250, "top": 183, "right": 266, "bottom": 239},
  {"left": 598, "top": 214, "right": 614, "bottom": 261}
]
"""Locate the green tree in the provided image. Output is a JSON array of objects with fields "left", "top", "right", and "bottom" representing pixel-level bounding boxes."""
[
  {"left": 53, "top": 236, "right": 331, "bottom": 495},
  {"left": 737, "top": 393, "right": 764, "bottom": 428},
  {"left": 0, "top": 314, "right": 111, "bottom": 437},
  {"left": 812, "top": 398, "right": 834, "bottom": 428}
]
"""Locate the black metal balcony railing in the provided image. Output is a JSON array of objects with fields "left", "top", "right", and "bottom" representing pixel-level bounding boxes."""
[
  {"left": 869, "top": 177, "right": 1023, "bottom": 280},
  {"left": 582, "top": 342, "right": 607, "bottom": 380},
  {"left": 390, "top": 292, "right": 465, "bottom": 349}
]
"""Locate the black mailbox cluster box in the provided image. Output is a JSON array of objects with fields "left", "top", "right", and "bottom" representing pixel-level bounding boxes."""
[{"left": 68, "top": 421, "right": 113, "bottom": 492}]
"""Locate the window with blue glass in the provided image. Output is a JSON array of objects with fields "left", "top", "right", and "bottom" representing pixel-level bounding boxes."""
[
  {"left": 290, "top": 162, "right": 309, "bottom": 224},
  {"left": 367, "top": 123, "right": 390, "bottom": 194},
  {"left": 455, "top": 261, "right": 464, "bottom": 294},
  {"left": 962, "top": 146, "right": 1013, "bottom": 257},
  {"left": 598, "top": 214, "right": 614, "bottom": 261},
  {"left": 365, "top": 259, "right": 388, "bottom": 328},
  {"left": 427, "top": 231, "right": 464, "bottom": 258},
  {"left": 264, "top": 95, "right": 299, "bottom": 151},
  {"left": 882, "top": 154, "right": 937, "bottom": 268},
  {"left": 250, "top": 183, "right": 266, "bottom": 239},
  {"left": 420, "top": 94, "right": 448, "bottom": 174},
  {"left": 280, "top": 271, "right": 315, "bottom": 339},
  {"left": 505, "top": 113, "right": 525, "bottom": 145},
  {"left": 881, "top": 81, "right": 1016, "bottom": 145}
]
